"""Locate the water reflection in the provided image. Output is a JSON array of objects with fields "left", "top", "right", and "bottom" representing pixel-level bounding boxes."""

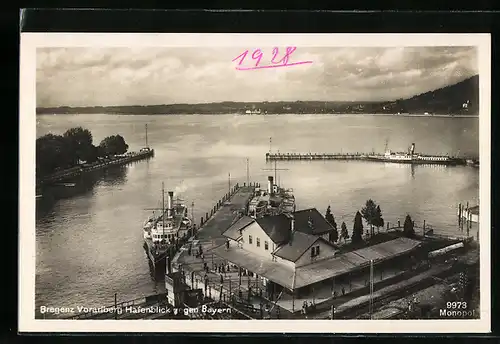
[
  {"left": 99, "top": 165, "right": 128, "bottom": 186},
  {"left": 36, "top": 165, "right": 128, "bottom": 219}
]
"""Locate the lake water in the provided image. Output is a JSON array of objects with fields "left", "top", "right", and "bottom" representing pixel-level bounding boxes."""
[{"left": 35, "top": 114, "right": 479, "bottom": 314}]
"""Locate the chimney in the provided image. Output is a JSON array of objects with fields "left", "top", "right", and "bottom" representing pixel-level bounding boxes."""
[
  {"left": 410, "top": 143, "right": 415, "bottom": 155},
  {"left": 167, "top": 191, "right": 174, "bottom": 217},
  {"left": 267, "top": 176, "right": 274, "bottom": 195},
  {"left": 289, "top": 216, "right": 295, "bottom": 246},
  {"left": 166, "top": 255, "right": 172, "bottom": 275}
]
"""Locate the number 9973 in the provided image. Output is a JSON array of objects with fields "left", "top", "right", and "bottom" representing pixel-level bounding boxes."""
[{"left": 446, "top": 301, "right": 467, "bottom": 309}]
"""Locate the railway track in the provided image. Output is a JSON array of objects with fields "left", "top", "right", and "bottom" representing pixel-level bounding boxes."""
[{"left": 330, "top": 261, "right": 478, "bottom": 319}]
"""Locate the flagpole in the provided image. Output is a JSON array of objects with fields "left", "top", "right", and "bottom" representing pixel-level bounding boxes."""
[
  {"left": 292, "top": 269, "right": 296, "bottom": 313},
  {"left": 369, "top": 259, "right": 374, "bottom": 319}
]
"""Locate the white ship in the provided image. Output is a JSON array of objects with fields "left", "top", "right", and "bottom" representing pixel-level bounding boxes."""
[{"left": 143, "top": 183, "right": 193, "bottom": 267}]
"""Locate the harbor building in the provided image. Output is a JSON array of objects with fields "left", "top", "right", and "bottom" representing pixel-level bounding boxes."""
[{"left": 212, "top": 209, "right": 423, "bottom": 312}]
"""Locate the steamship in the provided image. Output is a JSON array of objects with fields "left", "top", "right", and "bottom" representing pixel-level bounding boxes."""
[
  {"left": 369, "top": 143, "right": 465, "bottom": 165},
  {"left": 143, "top": 183, "right": 193, "bottom": 269},
  {"left": 247, "top": 175, "right": 296, "bottom": 219}
]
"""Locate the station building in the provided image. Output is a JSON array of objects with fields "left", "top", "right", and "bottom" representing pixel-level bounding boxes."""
[{"left": 213, "top": 208, "right": 423, "bottom": 302}]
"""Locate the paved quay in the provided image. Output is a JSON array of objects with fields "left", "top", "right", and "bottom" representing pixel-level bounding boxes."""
[{"left": 173, "top": 185, "right": 255, "bottom": 271}]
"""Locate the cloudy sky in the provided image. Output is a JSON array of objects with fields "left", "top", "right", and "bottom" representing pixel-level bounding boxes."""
[{"left": 36, "top": 46, "right": 478, "bottom": 107}]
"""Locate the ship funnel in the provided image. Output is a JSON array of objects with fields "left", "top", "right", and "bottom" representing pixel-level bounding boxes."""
[
  {"left": 289, "top": 216, "right": 295, "bottom": 246},
  {"left": 410, "top": 143, "right": 415, "bottom": 155},
  {"left": 267, "top": 176, "right": 274, "bottom": 195},
  {"left": 167, "top": 191, "right": 174, "bottom": 217}
]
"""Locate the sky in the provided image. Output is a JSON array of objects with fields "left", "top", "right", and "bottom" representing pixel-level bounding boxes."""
[{"left": 36, "top": 46, "right": 478, "bottom": 107}]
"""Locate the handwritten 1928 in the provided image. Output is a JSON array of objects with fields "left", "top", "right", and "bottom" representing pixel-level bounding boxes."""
[{"left": 232, "top": 47, "right": 313, "bottom": 71}]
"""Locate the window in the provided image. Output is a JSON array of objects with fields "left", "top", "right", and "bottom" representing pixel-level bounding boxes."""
[
  {"left": 257, "top": 238, "right": 261, "bottom": 247},
  {"left": 264, "top": 241, "right": 269, "bottom": 250},
  {"left": 311, "top": 245, "right": 320, "bottom": 257},
  {"left": 249, "top": 235, "right": 253, "bottom": 244}
]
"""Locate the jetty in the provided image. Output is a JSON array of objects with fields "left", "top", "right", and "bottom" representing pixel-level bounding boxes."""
[
  {"left": 265, "top": 152, "right": 478, "bottom": 165},
  {"left": 37, "top": 124, "right": 155, "bottom": 187},
  {"left": 37, "top": 148, "right": 154, "bottom": 186}
]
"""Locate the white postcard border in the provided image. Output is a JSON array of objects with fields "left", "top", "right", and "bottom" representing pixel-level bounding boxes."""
[{"left": 19, "top": 33, "right": 491, "bottom": 333}]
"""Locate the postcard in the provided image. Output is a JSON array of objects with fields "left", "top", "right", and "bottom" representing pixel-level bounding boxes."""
[{"left": 20, "top": 33, "right": 491, "bottom": 333}]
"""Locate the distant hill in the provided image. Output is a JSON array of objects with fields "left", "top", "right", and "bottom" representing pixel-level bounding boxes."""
[
  {"left": 380, "top": 75, "right": 479, "bottom": 115},
  {"left": 36, "top": 75, "right": 479, "bottom": 116}
]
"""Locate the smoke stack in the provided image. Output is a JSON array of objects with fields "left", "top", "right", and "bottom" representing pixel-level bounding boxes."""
[
  {"left": 289, "top": 217, "right": 295, "bottom": 246},
  {"left": 166, "top": 255, "right": 172, "bottom": 275},
  {"left": 167, "top": 191, "right": 174, "bottom": 217},
  {"left": 410, "top": 143, "right": 415, "bottom": 155},
  {"left": 268, "top": 176, "right": 274, "bottom": 194}
]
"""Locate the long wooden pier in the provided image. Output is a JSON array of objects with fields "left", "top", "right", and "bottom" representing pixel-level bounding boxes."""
[
  {"left": 38, "top": 148, "right": 155, "bottom": 186},
  {"left": 265, "top": 152, "right": 478, "bottom": 165},
  {"left": 267, "top": 152, "right": 376, "bottom": 161}
]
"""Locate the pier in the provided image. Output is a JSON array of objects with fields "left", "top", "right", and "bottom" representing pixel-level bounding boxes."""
[
  {"left": 265, "top": 152, "right": 477, "bottom": 165},
  {"left": 37, "top": 148, "right": 154, "bottom": 186}
]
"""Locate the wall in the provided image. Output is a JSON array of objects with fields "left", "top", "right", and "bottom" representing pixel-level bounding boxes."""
[
  {"left": 320, "top": 233, "right": 330, "bottom": 241},
  {"left": 240, "top": 222, "right": 275, "bottom": 260},
  {"left": 294, "top": 239, "right": 337, "bottom": 267}
]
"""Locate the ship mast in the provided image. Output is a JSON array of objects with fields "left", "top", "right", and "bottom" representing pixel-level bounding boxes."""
[
  {"left": 246, "top": 158, "right": 249, "bottom": 187},
  {"left": 162, "top": 182, "right": 165, "bottom": 241},
  {"left": 145, "top": 124, "right": 149, "bottom": 149},
  {"left": 384, "top": 138, "right": 389, "bottom": 153}
]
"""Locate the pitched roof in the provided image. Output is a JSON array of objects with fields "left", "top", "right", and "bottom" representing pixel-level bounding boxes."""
[
  {"left": 293, "top": 208, "right": 333, "bottom": 235},
  {"left": 294, "top": 237, "right": 422, "bottom": 289},
  {"left": 273, "top": 231, "right": 325, "bottom": 262},
  {"left": 213, "top": 237, "right": 422, "bottom": 290},
  {"left": 222, "top": 216, "right": 255, "bottom": 240},
  {"left": 251, "top": 207, "right": 333, "bottom": 244},
  {"left": 255, "top": 214, "right": 291, "bottom": 244}
]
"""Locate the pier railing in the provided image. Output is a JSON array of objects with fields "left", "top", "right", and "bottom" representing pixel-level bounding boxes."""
[
  {"left": 38, "top": 149, "right": 154, "bottom": 186},
  {"left": 265, "top": 152, "right": 478, "bottom": 163}
]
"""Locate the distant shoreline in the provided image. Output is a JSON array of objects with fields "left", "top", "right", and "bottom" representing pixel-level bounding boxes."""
[{"left": 36, "top": 113, "right": 479, "bottom": 118}]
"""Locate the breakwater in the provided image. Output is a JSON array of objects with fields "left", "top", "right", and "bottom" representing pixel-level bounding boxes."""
[
  {"left": 37, "top": 149, "right": 154, "bottom": 186},
  {"left": 265, "top": 152, "right": 477, "bottom": 165}
]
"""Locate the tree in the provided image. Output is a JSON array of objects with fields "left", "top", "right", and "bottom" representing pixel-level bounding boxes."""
[
  {"left": 373, "top": 205, "right": 385, "bottom": 234},
  {"left": 403, "top": 214, "right": 415, "bottom": 237},
  {"left": 325, "top": 205, "right": 338, "bottom": 243},
  {"left": 99, "top": 134, "right": 129, "bottom": 156},
  {"left": 36, "top": 133, "right": 74, "bottom": 177},
  {"left": 352, "top": 211, "right": 364, "bottom": 244},
  {"left": 340, "top": 222, "right": 349, "bottom": 243},
  {"left": 361, "top": 199, "right": 378, "bottom": 237},
  {"left": 63, "top": 127, "right": 94, "bottom": 163}
]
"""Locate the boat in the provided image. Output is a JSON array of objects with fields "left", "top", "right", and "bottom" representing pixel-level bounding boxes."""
[
  {"left": 244, "top": 109, "right": 262, "bottom": 115},
  {"left": 369, "top": 143, "right": 465, "bottom": 165},
  {"left": 247, "top": 175, "right": 296, "bottom": 219},
  {"left": 143, "top": 183, "right": 193, "bottom": 269}
]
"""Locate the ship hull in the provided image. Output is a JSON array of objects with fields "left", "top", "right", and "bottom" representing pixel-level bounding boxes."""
[
  {"left": 143, "top": 239, "right": 170, "bottom": 269},
  {"left": 367, "top": 157, "right": 464, "bottom": 165}
]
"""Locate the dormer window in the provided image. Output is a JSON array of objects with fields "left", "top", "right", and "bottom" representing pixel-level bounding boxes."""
[{"left": 311, "top": 245, "right": 320, "bottom": 257}]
